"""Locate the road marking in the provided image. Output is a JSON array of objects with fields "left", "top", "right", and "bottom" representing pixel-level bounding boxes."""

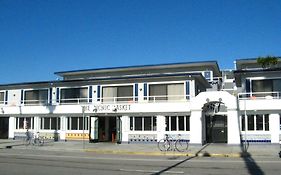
[
  {"left": 1, "top": 152, "right": 281, "bottom": 164},
  {"left": 120, "top": 168, "right": 184, "bottom": 174}
]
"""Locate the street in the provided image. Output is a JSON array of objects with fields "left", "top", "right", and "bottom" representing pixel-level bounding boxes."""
[{"left": 0, "top": 149, "right": 281, "bottom": 175}]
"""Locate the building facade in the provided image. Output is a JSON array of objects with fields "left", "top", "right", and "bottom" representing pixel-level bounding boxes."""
[{"left": 0, "top": 59, "right": 280, "bottom": 145}]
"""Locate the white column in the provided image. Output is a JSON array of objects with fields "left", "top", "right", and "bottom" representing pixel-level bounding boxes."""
[
  {"left": 227, "top": 110, "right": 241, "bottom": 144},
  {"left": 156, "top": 115, "right": 166, "bottom": 141},
  {"left": 60, "top": 116, "right": 67, "bottom": 140},
  {"left": 190, "top": 111, "right": 202, "bottom": 144},
  {"left": 189, "top": 80, "right": 196, "bottom": 97},
  {"left": 138, "top": 83, "right": 145, "bottom": 102},
  {"left": 34, "top": 116, "right": 40, "bottom": 132},
  {"left": 121, "top": 116, "right": 129, "bottom": 142},
  {"left": 8, "top": 117, "right": 15, "bottom": 139},
  {"left": 269, "top": 114, "right": 279, "bottom": 144}
]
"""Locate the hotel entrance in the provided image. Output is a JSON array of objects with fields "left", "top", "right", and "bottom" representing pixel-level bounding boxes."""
[
  {"left": 89, "top": 116, "right": 122, "bottom": 143},
  {"left": 205, "top": 115, "right": 227, "bottom": 143}
]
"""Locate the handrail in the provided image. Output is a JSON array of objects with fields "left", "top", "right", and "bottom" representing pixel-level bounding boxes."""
[
  {"left": 9, "top": 95, "right": 191, "bottom": 107},
  {"left": 238, "top": 92, "right": 281, "bottom": 100}
]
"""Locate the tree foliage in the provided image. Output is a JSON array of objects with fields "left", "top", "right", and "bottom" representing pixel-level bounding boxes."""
[{"left": 257, "top": 56, "right": 279, "bottom": 68}]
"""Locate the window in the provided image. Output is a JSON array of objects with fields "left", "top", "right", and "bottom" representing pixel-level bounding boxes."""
[
  {"left": 165, "top": 116, "right": 190, "bottom": 131},
  {"left": 15, "top": 117, "right": 34, "bottom": 129},
  {"left": 102, "top": 85, "right": 133, "bottom": 102},
  {"left": 149, "top": 83, "right": 184, "bottom": 101},
  {"left": 24, "top": 89, "right": 48, "bottom": 105},
  {"left": 241, "top": 114, "right": 269, "bottom": 131},
  {"left": 0, "top": 91, "right": 4, "bottom": 104},
  {"left": 67, "top": 117, "right": 89, "bottom": 130},
  {"left": 60, "top": 87, "right": 88, "bottom": 104},
  {"left": 40, "top": 117, "right": 60, "bottom": 130},
  {"left": 129, "top": 116, "right": 157, "bottom": 131},
  {"left": 252, "top": 79, "right": 281, "bottom": 97}
]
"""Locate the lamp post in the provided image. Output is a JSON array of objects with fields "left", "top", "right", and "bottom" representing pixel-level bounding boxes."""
[
  {"left": 243, "top": 97, "right": 248, "bottom": 152},
  {"left": 81, "top": 105, "right": 89, "bottom": 149}
]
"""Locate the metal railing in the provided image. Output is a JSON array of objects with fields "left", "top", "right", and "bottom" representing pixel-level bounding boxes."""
[
  {"left": 147, "top": 95, "right": 190, "bottom": 103},
  {"left": 238, "top": 92, "right": 281, "bottom": 100},
  {"left": 8, "top": 95, "right": 191, "bottom": 107}
]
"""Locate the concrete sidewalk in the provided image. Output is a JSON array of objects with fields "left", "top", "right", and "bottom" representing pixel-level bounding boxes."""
[{"left": 1, "top": 139, "right": 280, "bottom": 158}]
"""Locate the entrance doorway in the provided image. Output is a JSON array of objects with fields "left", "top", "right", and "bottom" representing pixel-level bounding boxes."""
[
  {"left": 90, "top": 116, "right": 122, "bottom": 143},
  {"left": 205, "top": 115, "right": 227, "bottom": 143},
  {"left": 0, "top": 117, "right": 9, "bottom": 139},
  {"left": 98, "top": 117, "right": 116, "bottom": 142}
]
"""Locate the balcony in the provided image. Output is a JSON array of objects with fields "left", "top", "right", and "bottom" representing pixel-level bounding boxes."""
[
  {"left": 238, "top": 92, "right": 281, "bottom": 111},
  {"left": 0, "top": 95, "right": 192, "bottom": 115},
  {"left": 238, "top": 92, "right": 281, "bottom": 100}
]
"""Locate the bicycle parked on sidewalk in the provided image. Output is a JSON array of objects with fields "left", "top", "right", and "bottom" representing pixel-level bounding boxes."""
[
  {"left": 25, "top": 130, "right": 45, "bottom": 146},
  {"left": 157, "top": 134, "right": 188, "bottom": 152}
]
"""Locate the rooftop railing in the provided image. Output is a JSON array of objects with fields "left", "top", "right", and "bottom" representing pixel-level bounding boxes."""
[{"left": 238, "top": 92, "right": 281, "bottom": 100}]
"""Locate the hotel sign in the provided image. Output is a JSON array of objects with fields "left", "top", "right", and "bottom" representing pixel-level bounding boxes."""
[{"left": 93, "top": 104, "right": 132, "bottom": 112}]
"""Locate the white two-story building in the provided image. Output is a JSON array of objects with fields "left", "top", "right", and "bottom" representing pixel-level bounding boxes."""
[{"left": 0, "top": 59, "right": 280, "bottom": 145}]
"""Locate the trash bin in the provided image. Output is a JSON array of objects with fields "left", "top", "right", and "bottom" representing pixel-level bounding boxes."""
[{"left": 54, "top": 130, "right": 59, "bottom": 142}]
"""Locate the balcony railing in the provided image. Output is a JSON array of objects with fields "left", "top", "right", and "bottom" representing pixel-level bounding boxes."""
[
  {"left": 147, "top": 95, "right": 190, "bottom": 103},
  {"left": 12, "top": 95, "right": 191, "bottom": 107},
  {"left": 238, "top": 92, "right": 281, "bottom": 100}
]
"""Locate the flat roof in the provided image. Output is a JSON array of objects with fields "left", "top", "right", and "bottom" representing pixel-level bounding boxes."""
[{"left": 55, "top": 60, "right": 221, "bottom": 77}]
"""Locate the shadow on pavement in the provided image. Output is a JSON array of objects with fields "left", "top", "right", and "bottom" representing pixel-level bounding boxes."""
[
  {"left": 151, "top": 143, "right": 210, "bottom": 175},
  {"left": 240, "top": 142, "right": 264, "bottom": 175}
]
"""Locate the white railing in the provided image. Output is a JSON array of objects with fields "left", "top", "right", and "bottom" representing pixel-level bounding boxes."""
[
  {"left": 147, "top": 95, "right": 190, "bottom": 103},
  {"left": 238, "top": 92, "right": 281, "bottom": 100},
  {"left": 9, "top": 95, "right": 191, "bottom": 107},
  {"left": 100, "top": 96, "right": 135, "bottom": 103}
]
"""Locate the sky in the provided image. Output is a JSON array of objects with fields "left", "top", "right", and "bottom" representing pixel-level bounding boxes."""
[{"left": 0, "top": 0, "right": 280, "bottom": 84}]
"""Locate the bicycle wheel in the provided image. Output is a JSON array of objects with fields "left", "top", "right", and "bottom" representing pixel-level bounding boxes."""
[
  {"left": 158, "top": 139, "right": 171, "bottom": 151},
  {"left": 175, "top": 140, "right": 188, "bottom": 152},
  {"left": 38, "top": 137, "right": 44, "bottom": 146},
  {"left": 24, "top": 138, "right": 31, "bottom": 146}
]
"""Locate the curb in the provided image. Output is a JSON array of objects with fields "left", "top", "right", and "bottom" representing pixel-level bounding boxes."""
[{"left": 84, "top": 149, "right": 243, "bottom": 158}]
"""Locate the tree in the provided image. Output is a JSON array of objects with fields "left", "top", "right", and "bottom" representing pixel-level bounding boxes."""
[{"left": 257, "top": 56, "right": 279, "bottom": 69}]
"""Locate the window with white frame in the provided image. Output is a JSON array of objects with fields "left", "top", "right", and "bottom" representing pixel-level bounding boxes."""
[
  {"left": 130, "top": 116, "right": 157, "bottom": 131},
  {"left": 102, "top": 85, "right": 133, "bottom": 102},
  {"left": 0, "top": 91, "right": 5, "bottom": 104},
  {"left": 40, "top": 117, "right": 61, "bottom": 130},
  {"left": 15, "top": 117, "right": 34, "bottom": 130},
  {"left": 241, "top": 114, "right": 269, "bottom": 131},
  {"left": 165, "top": 115, "right": 190, "bottom": 131},
  {"left": 149, "top": 83, "right": 184, "bottom": 101},
  {"left": 67, "top": 117, "right": 89, "bottom": 130},
  {"left": 24, "top": 89, "right": 48, "bottom": 105},
  {"left": 60, "top": 87, "right": 88, "bottom": 104},
  {"left": 251, "top": 79, "right": 281, "bottom": 97}
]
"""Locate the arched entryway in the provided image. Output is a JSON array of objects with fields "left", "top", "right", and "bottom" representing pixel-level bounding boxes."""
[{"left": 202, "top": 101, "right": 228, "bottom": 143}]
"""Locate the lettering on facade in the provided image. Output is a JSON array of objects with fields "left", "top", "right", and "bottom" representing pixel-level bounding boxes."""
[{"left": 93, "top": 104, "right": 131, "bottom": 112}]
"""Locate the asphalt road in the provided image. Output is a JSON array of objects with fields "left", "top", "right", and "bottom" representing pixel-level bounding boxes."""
[{"left": 0, "top": 149, "right": 281, "bottom": 175}]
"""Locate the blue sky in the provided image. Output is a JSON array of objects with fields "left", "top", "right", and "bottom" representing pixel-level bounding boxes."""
[{"left": 0, "top": 0, "right": 280, "bottom": 84}]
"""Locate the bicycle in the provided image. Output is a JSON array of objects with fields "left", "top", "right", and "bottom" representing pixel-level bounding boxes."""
[
  {"left": 157, "top": 134, "right": 188, "bottom": 152},
  {"left": 24, "top": 131, "right": 45, "bottom": 146}
]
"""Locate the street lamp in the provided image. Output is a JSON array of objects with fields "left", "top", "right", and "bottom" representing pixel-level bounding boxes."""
[{"left": 81, "top": 105, "right": 89, "bottom": 149}]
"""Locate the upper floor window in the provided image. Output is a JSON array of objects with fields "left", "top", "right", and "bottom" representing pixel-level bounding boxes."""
[
  {"left": 0, "top": 91, "right": 4, "bottom": 104},
  {"left": 60, "top": 87, "right": 88, "bottom": 104},
  {"left": 24, "top": 89, "right": 48, "bottom": 105},
  {"left": 102, "top": 85, "right": 133, "bottom": 102},
  {"left": 203, "top": 71, "right": 213, "bottom": 81},
  {"left": 149, "top": 83, "right": 184, "bottom": 101},
  {"left": 251, "top": 79, "right": 281, "bottom": 97}
]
